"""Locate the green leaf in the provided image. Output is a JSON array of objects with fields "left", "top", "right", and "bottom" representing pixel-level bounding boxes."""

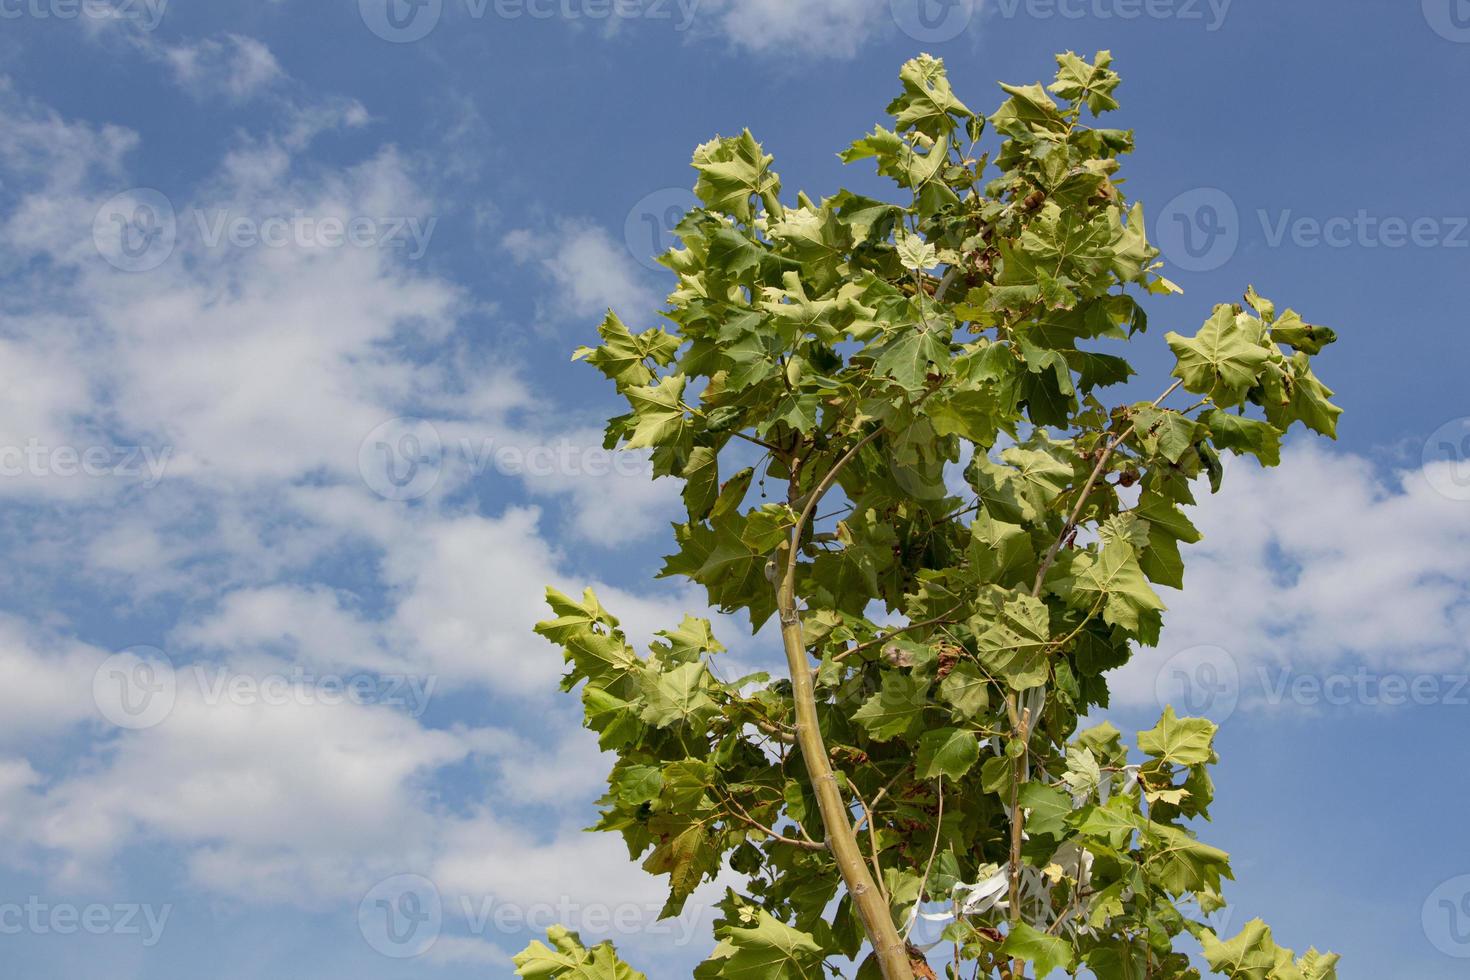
[
  {"left": 1269, "top": 308, "right": 1338, "bottom": 355},
  {"left": 895, "top": 231, "right": 939, "bottom": 272},
  {"left": 991, "top": 82, "right": 1067, "bottom": 135},
  {"left": 1144, "top": 823, "right": 1231, "bottom": 895},
  {"left": 916, "top": 727, "right": 982, "bottom": 781},
  {"left": 768, "top": 205, "right": 851, "bottom": 293},
  {"left": 973, "top": 590, "right": 1053, "bottom": 691},
  {"left": 574, "top": 312, "right": 679, "bottom": 392},
  {"left": 1062, "top": 745, "right": 1102, "bottom": 801},
  {"left": 939, "top": 662, "right": 990, "bottom": 720},
  {"left": 889, "top": 53, "right": 975, "bottom": 137},
  {"left": 1073, "top": 796, "right": 1144, "bottom": 849},
  {"left": 1138, "top": 707, "right": 1217, "bottom": 766},
  {"left": 1017, "top": 781, "right": 1072, "bottom": 836},
  {"left": 696, "top": 910, "right": 825, "bottom": 980},
  {"left": 1071, "top": 541, "right": 1166, "bottom": 637},
  {"left": 1000, "top": 923, "right": 1074, "bottom": 977},
  {"left": 1086, "top": 942, "right": 1148, "bottom": 980},
  {"left": 1050, "top": 50, "right": 1121, "bottom": 115},
  {"left": 624, "top": 374, "right": 690, "bottom": 450},
  {"left": 1202, "top": 409, "right": 1283, "bottom": 466},
  {"left": 682, "top": 446, "right": 720, "bottom": 520},
  {"left": 1131, "top": 407, "right": 1202, "bottom": 464},
  {"left": 640, "top": 661, "right": 718, "bottom": 728},
  {"left": 514, "top": 926, "right": 648, "bottom": 979},
  {"left": 692, "top": 130, "right": 780, "bottom": 224},
  {"left": 643, "top": 813, "right": 720, "bottom": 916},
  {"left": 1201, "top": 920, "right": 1341, "bottom": 980},
  {"left": 1261, "top": 354, "right": 1342, "bottom": 438},
  {"left": 536, "top": 588, "right": 640, "bottom": 690},
  {"left": 1166, "top": 306, "right": 1271, "bottom": 408},
  {"left": 852, "top": 673, "right": 930, "bottom": 741},
  {"left": 874, "top": 325, "right": 952, "bottom": 392}
]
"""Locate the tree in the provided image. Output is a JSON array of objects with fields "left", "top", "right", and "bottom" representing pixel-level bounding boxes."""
[{"left": 514, "top": 52, "right": 1343, "bottom": 980}]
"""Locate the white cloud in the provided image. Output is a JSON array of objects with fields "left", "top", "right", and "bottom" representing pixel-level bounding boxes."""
[
  {"left": 32, "top": 694, "right": 471, "bottom": 898},
  {"left": 265, "top": 498, "right": 709, "bottom": 695},
  {"left": 172, "top": 585, "right": 403, "bottom": 675},
  {"left": 158, "top": 34, "right": 285, "bottom": 101},
  {"left": 0, "top": 52, "right": 720, "bottom": 921},
  {"left": 696, "top": 0, "right": 890, "bottom": 59},
  {"left": 431, "top": 809, "right": 721, "bottom": 952},
  {"left": 0, "top": 618, "right": 106, "bottom": 744},
  {"left": 425, "top": 936, "right": 514, "bottom": 966},
  {"left": 502, "top": 221, "right": 661, "bottom": 326},
  {"left": 1112, "top": 446, "right": 1470, "bottom": 707}
]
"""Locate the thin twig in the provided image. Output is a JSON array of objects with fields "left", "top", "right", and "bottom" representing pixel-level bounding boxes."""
[
  {"left": 722, "top": 793, "right": 828, "bottom": 852},
  {"left": 831, "top": 603, "right": 967, "bottom": 665},
  {"left": 728, "top": 429, "right": 785, "bottom": 454},
  {"left": 848, "top": 781, "right": 890, "bottom": 903},
  {"left": 1029, "top": 379, "right": 1184, "bottom": 598},
  {"left": 904, "top": 781, "right": 946, "bottom": 941}
]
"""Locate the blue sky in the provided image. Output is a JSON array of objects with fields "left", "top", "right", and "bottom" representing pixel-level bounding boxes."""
[{"left": 0, "top": 1, "right": 1466, "bottom": 977}]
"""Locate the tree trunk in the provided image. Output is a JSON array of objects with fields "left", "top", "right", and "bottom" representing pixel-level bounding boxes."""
[{"left": 776, "top": 575, "right": 914, "bottom": 980}]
